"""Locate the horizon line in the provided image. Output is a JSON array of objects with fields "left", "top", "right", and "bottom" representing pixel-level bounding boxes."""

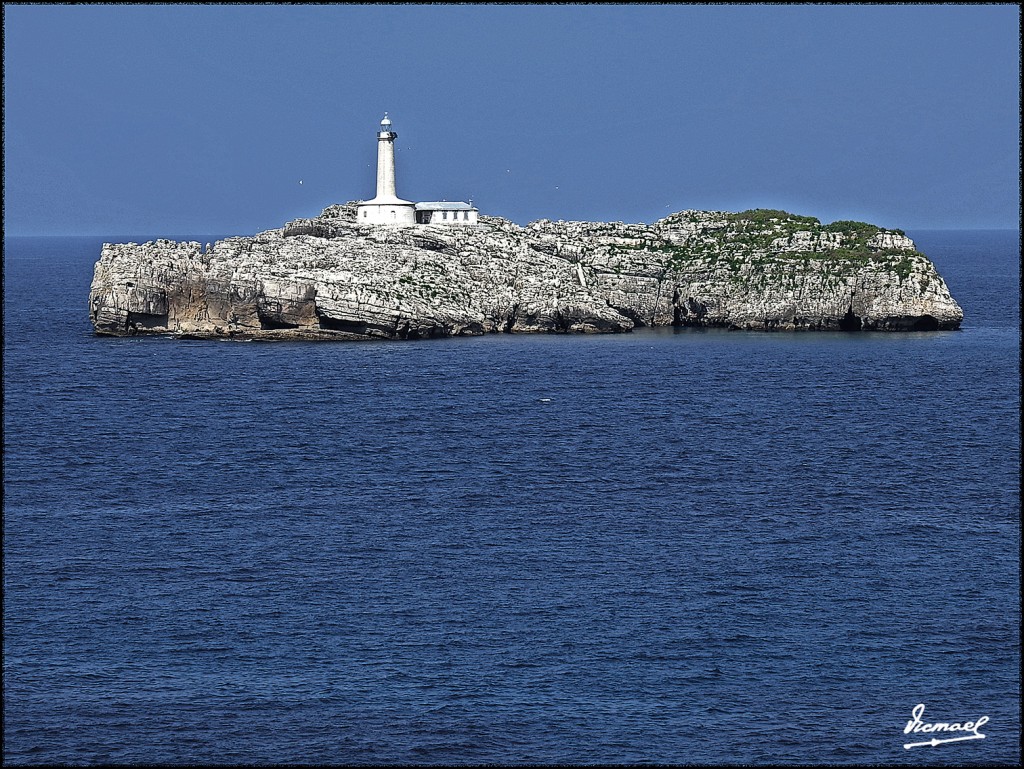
[{"left": 5, "top": 226, "right": 1022, "bottom": 238}]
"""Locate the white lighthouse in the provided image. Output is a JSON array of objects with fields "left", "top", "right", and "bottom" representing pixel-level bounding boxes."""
[{"left": 356, "top": 113, "right": 416, "bottom": 225}]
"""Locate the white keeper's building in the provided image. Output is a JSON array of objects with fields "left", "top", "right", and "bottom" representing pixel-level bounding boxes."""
[
  {"left": 415, "top": 201, "right": 478, "bottom": 225},
  {"left": 356, "top": 114, "right": 479, "bottom": 226}
]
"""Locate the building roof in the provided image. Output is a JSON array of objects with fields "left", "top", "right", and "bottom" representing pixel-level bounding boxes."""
[{"left": 415, "top": 201, "right": 477, "bottom": 211}]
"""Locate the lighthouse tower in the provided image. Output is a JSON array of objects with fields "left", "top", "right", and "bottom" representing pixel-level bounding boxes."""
[{"left": 356, "top": 113, "right": 416, "bottom": 225}]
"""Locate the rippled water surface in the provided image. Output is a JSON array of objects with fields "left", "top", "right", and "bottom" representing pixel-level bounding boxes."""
[{"left": 3, "top": 230, "right": 1020, "bottom": 764}]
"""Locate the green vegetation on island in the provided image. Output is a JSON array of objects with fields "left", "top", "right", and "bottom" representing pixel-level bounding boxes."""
[{"left": 605, "top": 208, "right": 925, "bottom": 284}]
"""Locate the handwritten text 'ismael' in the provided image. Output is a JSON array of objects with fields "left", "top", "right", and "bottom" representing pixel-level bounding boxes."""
[{"left": 903, "top": 704, "right": 989, "bottom": 749}]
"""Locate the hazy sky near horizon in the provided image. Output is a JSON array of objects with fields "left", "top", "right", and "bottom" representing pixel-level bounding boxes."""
[{"left": 3, "top": 3, "right": 1020, "bottom": 235}]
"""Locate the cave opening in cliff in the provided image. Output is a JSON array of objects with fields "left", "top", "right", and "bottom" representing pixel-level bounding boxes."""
[
  {"left": 625, "top": 307, "right": 650, "bottom": 327},
  {"left": 839, "top": 306, "right": 862, "bottom": 332},
  {"left": 125, "top": 311, "right": 169, "bottom": 333},
  {"left": 911, "top": 314, "right": 940, "bottom": 331},
  {"left": 257, "top": 316, "right": 299, "bottom": 330},
  {"left": 317, "top": 314, "right": 367, "bottom": 333}
]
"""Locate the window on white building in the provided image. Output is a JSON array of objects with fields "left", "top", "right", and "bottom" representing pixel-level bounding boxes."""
[{"left": 442, "top": 211, "right": 447, "bottom": 220}]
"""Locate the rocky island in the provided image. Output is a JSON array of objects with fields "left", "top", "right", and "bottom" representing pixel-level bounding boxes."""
[{"left": 89, "top": 203, "right": 963, "bottom": 340}]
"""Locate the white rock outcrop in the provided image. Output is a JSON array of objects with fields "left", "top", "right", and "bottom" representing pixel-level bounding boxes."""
[{"left": 89, "top": 205, "right": 964, "bottom": 339}]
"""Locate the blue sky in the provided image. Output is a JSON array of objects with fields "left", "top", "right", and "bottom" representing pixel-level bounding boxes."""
[{"left": 3, "top": 3, "right": 1019, "bottom": 235}]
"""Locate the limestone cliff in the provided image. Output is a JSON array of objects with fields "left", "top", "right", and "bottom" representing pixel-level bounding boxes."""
[{"left": 89, "top": 205, "right": 963, "bottom": 339}]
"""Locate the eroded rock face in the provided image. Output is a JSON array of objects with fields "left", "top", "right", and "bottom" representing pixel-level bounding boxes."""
[{"left": 89, "top": 205, "right": 963, "bottom": 340}]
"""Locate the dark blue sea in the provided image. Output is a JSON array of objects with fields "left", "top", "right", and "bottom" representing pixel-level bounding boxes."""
[{"left": 3, "top": 230, "right": 1020, "bottom": 765}]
